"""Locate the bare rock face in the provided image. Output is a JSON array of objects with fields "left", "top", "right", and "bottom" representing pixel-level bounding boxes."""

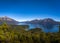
[{"left": 0, "top": 16, "right": 19, "bottom": 25}]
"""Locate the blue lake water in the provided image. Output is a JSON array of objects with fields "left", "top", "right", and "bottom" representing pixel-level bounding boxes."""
[{"left": 18, "top": 23, "right": 59, "bottom": 33}]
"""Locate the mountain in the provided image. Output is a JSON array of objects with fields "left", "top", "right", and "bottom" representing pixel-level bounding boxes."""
[
  {"left": 0, "top": 16, "right": 19, "bottom": 25},
  {"left": 39, "top": 18, "right": 59, "bottom": 29},
  {"left": 25, "top": 18, "right": 58, "bottom": 24},
  {"left": 21, "top": 18, "right": 60, "bottom": 29}
]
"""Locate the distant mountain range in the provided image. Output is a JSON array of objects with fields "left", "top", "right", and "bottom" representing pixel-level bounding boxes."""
[
  {"left": 24, "top": 18, "right": 59, "bottom": 24},
  {"left": 22, "top": 18, "right": 60, "bottom": 29},
  {"left": 0, "top": 16, "right": 59, "bottom": 29},
  {"left": 0, "top": 16, "right": 19, "bottom": 25}
]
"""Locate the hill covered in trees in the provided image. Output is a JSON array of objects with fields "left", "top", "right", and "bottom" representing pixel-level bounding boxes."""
[{"left": 0, "top": 22, "right": 60, "bottom": 43}]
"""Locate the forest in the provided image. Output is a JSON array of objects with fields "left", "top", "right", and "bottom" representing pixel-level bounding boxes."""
[{"left": 0, "top": 22, "right": 60, "bottom": 43}]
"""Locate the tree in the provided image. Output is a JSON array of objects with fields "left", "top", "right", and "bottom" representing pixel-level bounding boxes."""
[
  {"left": 59, "top": 24, "right": 60, "bottom": 32},
  {"left": 1, "top": 22, "right": 10, "bottom": 32}
]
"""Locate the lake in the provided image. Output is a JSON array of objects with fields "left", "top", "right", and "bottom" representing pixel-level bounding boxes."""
[{"left": 18, "top": 22, "right": 59, "bottom": 33}]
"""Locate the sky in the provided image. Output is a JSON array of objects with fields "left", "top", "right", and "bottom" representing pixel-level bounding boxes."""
[{"left": 0, "top": 0, "right": 60, "bottom": 21}]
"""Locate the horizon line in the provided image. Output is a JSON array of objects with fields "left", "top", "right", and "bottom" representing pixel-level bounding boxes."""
[{"left": 0, "top": 16, "right": 59, "bottom": 22}]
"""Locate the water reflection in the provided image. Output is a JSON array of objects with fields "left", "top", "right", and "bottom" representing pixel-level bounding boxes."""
[{"left": 18, "top": 23, "right": 59, "bottom": 32}]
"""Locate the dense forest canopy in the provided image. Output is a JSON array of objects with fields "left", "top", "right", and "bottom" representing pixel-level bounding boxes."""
[{"left": 0, "top": 22, "right": 60, "bottom": 43}]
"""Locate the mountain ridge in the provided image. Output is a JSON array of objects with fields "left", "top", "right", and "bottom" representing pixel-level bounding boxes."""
[
  {"left": 23, "top": 18, "right": 60, "bottom": 24},
  {"left": 21, "top": 18, "right": 60, "bottom": 29},
  {"left": 0, "top": 16, "right": 59, "bottom": 28},
  {"left": 0, "top": 16, "right": 19, "bottom": 25}
]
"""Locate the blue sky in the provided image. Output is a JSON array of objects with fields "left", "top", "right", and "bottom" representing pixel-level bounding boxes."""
[{"left": 0, "top": 0, "right": 60, "bottom": 21}]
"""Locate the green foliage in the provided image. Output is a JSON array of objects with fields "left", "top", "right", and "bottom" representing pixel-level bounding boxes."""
[
  {"left": 0, "top": 23, "right": 59, "bottom": 43},
  {"left": 59, "top": 25, "right": 60, "bottom": 32}
]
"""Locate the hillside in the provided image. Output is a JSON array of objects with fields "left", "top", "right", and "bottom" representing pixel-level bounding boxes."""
[{"left": 0, "top": 16, "right": 19, "bottom": 25}]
